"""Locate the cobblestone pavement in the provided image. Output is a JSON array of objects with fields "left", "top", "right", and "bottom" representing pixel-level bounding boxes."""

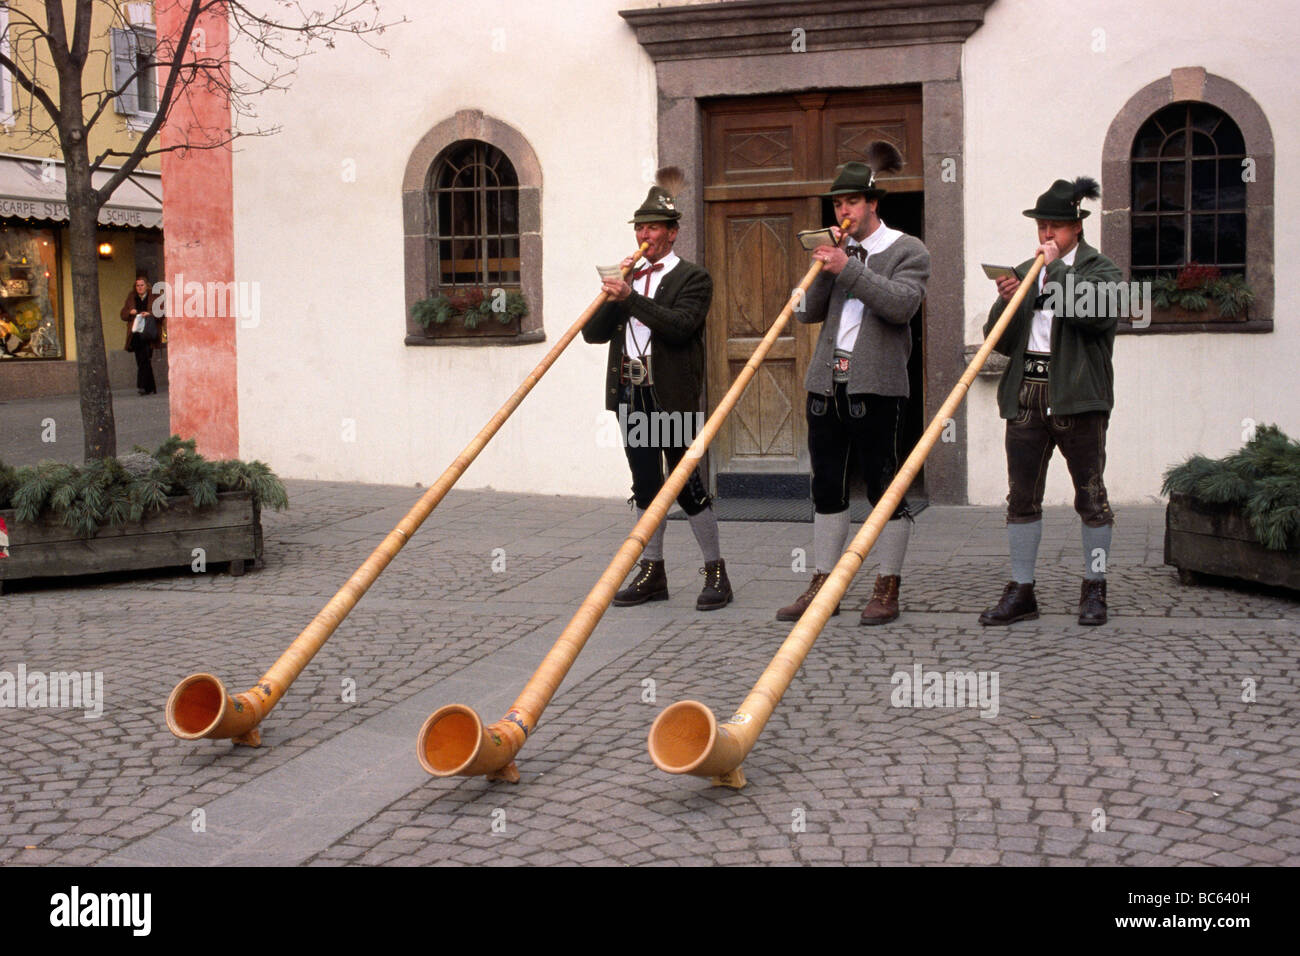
[
  {"left": 0, "top": 387, "right": 173, "bottom": 467},
  {"left": 2, "top": 479, "right": 1297, "bottom": 866}
]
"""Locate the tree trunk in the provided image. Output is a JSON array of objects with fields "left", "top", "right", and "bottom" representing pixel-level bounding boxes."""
[
  {"left": 60, "top": 85, "right": 116, "bottom": 460},
  {"left": 67, "top": 175, "right": 115, "bottom": 459}
]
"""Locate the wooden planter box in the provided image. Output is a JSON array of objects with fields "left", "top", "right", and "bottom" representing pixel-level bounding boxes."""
[
  {"left": 1152, "top": 305, "right": 1247, "bottom": 324},
  {"left": 420, "top": 314, "right": 522, "bottom": 340},
  {"left": 1164, "top": 492, "right": 1300, "bottom": 591},
  {"left": 0, "top": 490, "right": 263, "bottom": 591}
]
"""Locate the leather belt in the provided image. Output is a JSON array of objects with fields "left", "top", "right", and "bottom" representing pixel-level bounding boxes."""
[{"left": 1023, "top": 352, "right": 1050, "bottom": 381}]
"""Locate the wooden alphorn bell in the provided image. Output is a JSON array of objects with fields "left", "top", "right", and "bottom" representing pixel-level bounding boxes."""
[
  {"left": 647, "top": 254, "right": 1047, "bottom": 788},
  {"left": 416, "top": 220, "right": 856, "bottom": 782},
  {"left": 164, "top": 242, "right": 652, "bottom": 747}
]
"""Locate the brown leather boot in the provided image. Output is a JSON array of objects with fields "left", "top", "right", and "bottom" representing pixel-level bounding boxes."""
[
  {"left": 614, "top": 560, "right": 668, "bottom": 606},
  {"left": 1078, "top": 579, "right": 1107, "bottom": 625},
  {"left": 859, "top": 574, "right": 900, "bottom": 625},
  {"left": 978, "top": 581, "right": 1038, "bottom": 625},
  {"left": 776, "top": 572, "right": 840, "bottom": 622}
]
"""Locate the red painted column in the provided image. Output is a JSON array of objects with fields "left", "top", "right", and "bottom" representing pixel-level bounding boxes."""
[{"left": 157, "top": 1, "right": 238, "bottom": 458}]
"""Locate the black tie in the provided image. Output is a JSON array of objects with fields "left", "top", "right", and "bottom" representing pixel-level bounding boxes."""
[{"left": 847, "top": 245, "right": 867, "bottom": 262}]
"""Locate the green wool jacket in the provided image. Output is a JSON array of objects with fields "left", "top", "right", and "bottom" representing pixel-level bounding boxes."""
[
  {"left": 582, "top": 258, "right": 712, "bottom": 415},
  {"left": 984, "top": 239, "right": 1123, "bottom": 419}
]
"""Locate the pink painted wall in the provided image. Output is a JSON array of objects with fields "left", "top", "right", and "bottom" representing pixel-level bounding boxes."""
[{"left": 157, "top": 1, "right": 238, "bottom": 458}]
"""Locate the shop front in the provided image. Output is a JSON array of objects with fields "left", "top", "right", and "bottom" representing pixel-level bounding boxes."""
[{"left": 0, "top": 155, "right": 163, "bottom": 400}]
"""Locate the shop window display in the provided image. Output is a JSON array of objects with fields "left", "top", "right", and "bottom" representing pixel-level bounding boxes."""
[{"left": 0, "top": 228, "right": 61, "bottom": 360}]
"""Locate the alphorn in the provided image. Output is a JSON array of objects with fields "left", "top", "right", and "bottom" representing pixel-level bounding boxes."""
[
  {"left": 164, "top": 242, "right": 651, "bottom": 746},
  {"left": 415, "top": 221, "right": 856, "bottom": 782},
  {"left": 647, "top": 254, "right": 1047, "bottom": 788}
]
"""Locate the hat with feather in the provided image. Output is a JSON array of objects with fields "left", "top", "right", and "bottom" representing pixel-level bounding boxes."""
[
  {"left": 824, "top": 141, "right": 904, "bottom": 200},
  {"left": 1023, "top": 176, "right": 1100, "bottom": 221},
  {"left": 630, "top": 166, "right": 686, "bottom": 223}
]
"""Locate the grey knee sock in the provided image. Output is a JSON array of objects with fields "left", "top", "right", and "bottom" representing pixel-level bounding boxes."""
[
  {"left": 637, "top": 508, "right": 666, "bottom": 562},
  {"left": 687, "top": 507, "right": 721, "bottom": 563},
  {"left": 875, "top": 518, "right": 911, "bottom": 577},
  {"left": 814, "top": 509, "right": 852, "bottom": 573},
  {"left": 1008, "top": 520, "right": 1042, "bottom": 584},
  {"left": 1082, "top": 523, "right": 1112, "bottom": 581}
]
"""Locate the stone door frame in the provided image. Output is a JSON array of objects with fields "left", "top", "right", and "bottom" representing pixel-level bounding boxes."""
[{"left": 621, "top": 0, "right": 992, "bottom": 503}]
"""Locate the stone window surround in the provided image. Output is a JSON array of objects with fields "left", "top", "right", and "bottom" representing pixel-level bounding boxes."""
[
  {"left": 1101, "top": 68, "right": 1274, "bottom": 335},
  {"left": 401, "top": 110, "right": 544, "bottom": 346},
  {"left": 619, "top": 0, "right": 989, "bottom": 505}
]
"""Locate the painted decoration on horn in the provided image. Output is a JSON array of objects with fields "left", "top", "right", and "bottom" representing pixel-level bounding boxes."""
[{"left": 504, "top": 711, "right": 531, "bottom": 736}]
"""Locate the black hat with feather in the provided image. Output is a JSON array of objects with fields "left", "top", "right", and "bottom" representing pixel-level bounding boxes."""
[
  {"left": 1023, "top": 176, "right": 1100, "bottom": 221},
  {"left": 824, "top": 141, "right": 904, "bottom": 200},
  {"left": 630, "top": 166, "right": 686, "bottom": 224}
]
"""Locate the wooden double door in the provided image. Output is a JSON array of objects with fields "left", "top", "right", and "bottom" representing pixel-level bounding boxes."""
[{"left": 702, "top": 88, "right": 923, "bottom": 496}]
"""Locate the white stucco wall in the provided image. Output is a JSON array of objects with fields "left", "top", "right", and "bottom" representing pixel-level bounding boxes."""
[
  {"left": 232, "top": 0, "right": 659, "bottom": 496},
  {"left": 230, "top": 0, "right": 1299, "bottom": 504},
  {"left": 962, "top": 0, "right": 1299, "bottom": 507}
]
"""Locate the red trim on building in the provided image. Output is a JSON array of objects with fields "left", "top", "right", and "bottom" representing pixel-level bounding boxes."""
[{"left": 158, "top": 1, "right": 238, "bottom": 459}]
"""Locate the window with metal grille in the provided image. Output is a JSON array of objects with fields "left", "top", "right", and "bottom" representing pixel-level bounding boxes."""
[
  {"left": 429, "top": 141, "right": 520, "bottom": 290},
  {"left": 1130, "top": 102, "right": 1246, "bottom": 280}
]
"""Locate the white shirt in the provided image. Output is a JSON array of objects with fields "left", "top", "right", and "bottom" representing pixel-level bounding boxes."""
[
  {"left": 835, "top": 221, "right": 903, "bottom": 353},
  {"left": 624, "top": 250, "right": 680, "bottom": 359},
  {"left": 1028, "top": 244, "right": 1078, "bottom": 353}
]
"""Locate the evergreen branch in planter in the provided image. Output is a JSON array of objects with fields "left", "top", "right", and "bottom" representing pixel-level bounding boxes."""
[
  {"left": 0, "top": 436, "right": 289, "bottom": 536},
  {"left": 1162, "top": 424, "right": 1300, "bottom": 550}
]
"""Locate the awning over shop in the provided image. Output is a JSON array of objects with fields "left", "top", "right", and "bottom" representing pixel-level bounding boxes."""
[{"left": 0, "top": 154, "right": 162, "bottom": 229}]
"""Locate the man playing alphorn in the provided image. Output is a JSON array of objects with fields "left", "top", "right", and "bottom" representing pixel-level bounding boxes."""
[
  {"left": 978, "top": 176, "right": 1121, "bottom": 626},
  {"left": 583, "top": 169, "right": 733, "bottom": 611},
  {"left": 777, "top": 144, "right": 931, "bottom": 625}
]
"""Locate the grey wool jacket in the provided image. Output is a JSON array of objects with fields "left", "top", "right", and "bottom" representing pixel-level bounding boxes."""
[{"left": 797, "top": 233, "right": 931, "bottom": 397}]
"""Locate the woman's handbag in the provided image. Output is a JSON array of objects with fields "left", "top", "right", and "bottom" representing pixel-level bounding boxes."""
[{"left": 132, "top": 311, "right": 160, "bottom": 344}]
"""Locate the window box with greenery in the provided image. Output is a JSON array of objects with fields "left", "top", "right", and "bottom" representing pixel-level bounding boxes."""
[
  {"left": 411, "top": 287, "right": 528, "bottom": 339},
  {"left": 1149, "top": 263, "right": 1254, "bottom": 323},
  {"left": 0, "top": 437, "right": 287, "bottom": 590},
  {"left": 1162, "top": 425, "right": 1300, "bottom": 591}
]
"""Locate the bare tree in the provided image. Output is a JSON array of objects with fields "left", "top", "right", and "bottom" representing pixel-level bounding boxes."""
[{"left": 0, "top": 0, "right": 394, "bottom": 460}]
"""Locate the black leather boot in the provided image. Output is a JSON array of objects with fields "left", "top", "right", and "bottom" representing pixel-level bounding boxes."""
[
  {"left": 614, "top": 560, "right": 668, "bottom": 606},
  {"left": 696, "top": 559, "right": 733, "bottom": 611},
  {"left": 1078, "top": 579, "right": 1108, "bottom": 625},
  {"left": 978, "top": 581, "right": 1039, "bottom": 626}
]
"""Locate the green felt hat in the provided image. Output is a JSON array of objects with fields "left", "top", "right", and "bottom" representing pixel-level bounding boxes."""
[
  {"left": 630, "top": 166, "right": 686, "bottom": 224},
  {"left": 1023, "top": 177, "right": 1100, "bottom": 220},
  {"left": 823, "top": 141, "right": 904, "bottom": 200},
  {"left": 825, "top": 161, "right": 885, "bottom": 200},
  {"left": 630, "top": 185, "right": 681, "bottom": 224}
]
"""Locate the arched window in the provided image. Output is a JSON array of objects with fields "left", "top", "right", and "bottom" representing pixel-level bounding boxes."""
[
  {"left": 430, "top": 141, "right": 521, "bottom": 290},
  {"left": 1101, "top": 70, "right": 1273, "bottom": 333},
  {"left": 402, "top": 110, "right": 542, "bottom": 345},
  {"left": 1130, "top": 103, "right": 1246, "bottom": 280}
]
